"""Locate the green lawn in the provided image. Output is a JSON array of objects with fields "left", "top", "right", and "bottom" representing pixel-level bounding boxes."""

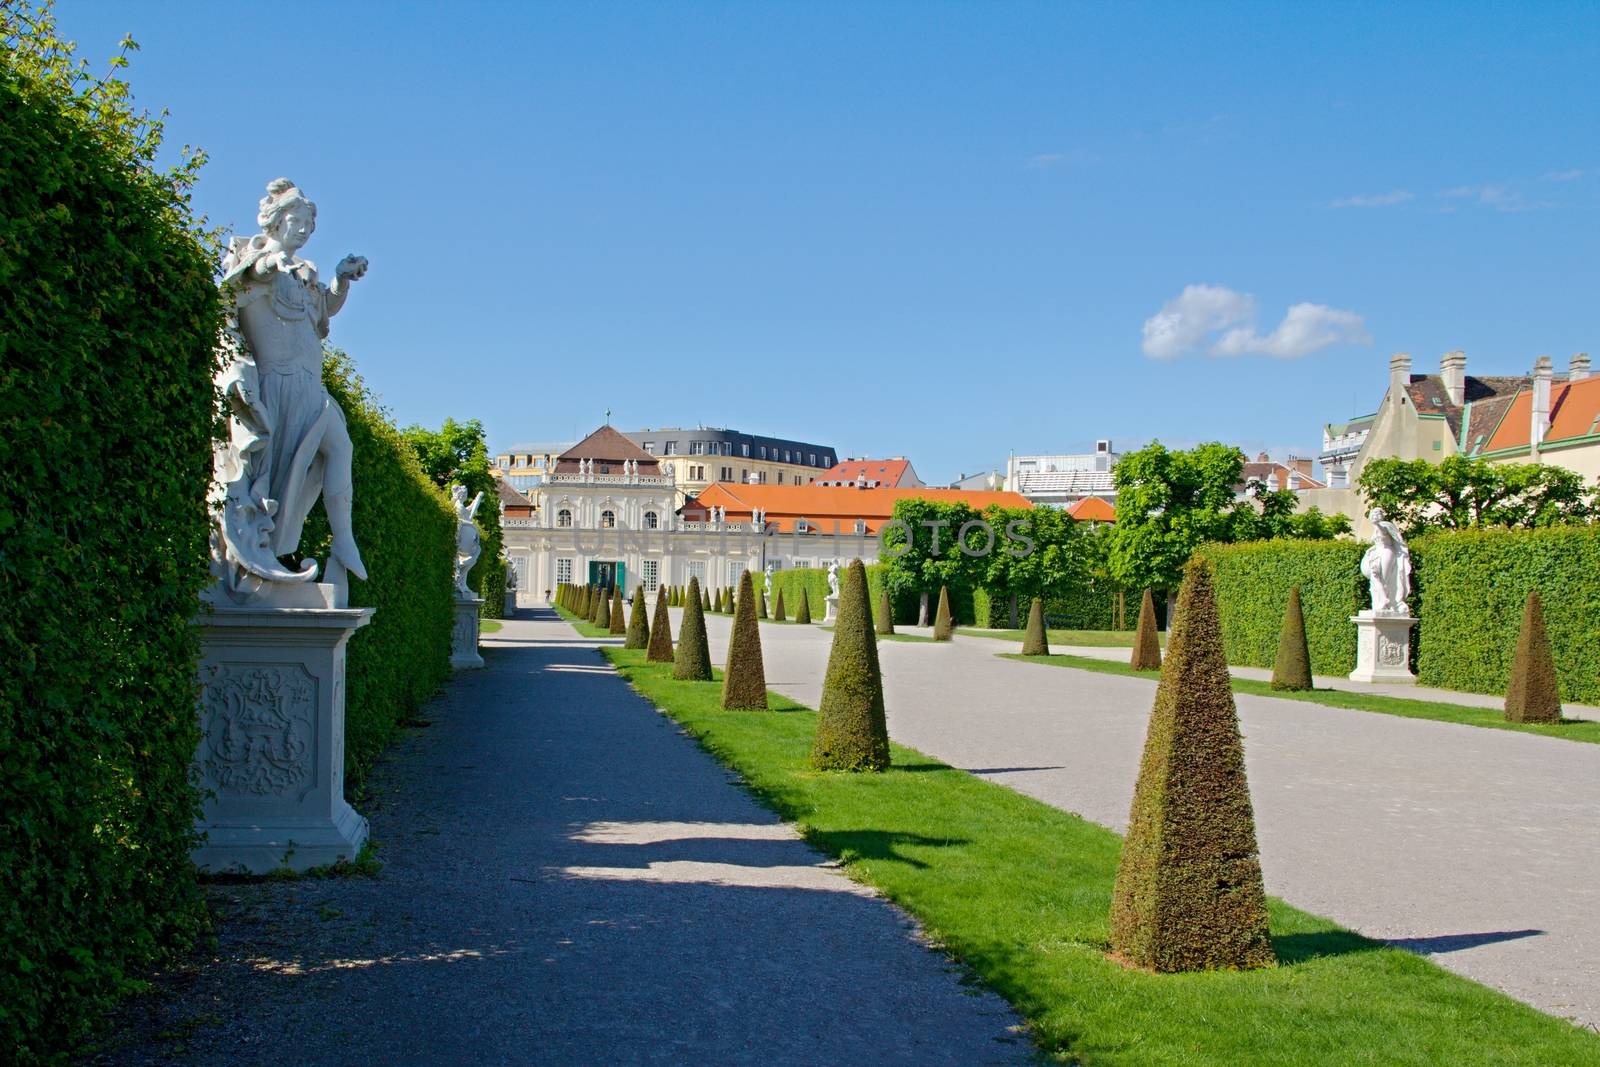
[
  {"left": 1002, "top": 652, "right": 1600, "bottom": 745},
  {"left": 958, "top": 626, "right": 1159, "bottom": 648},
  {"left": 600, "top": 646, "right": 1600, "bottom": 1065},
  {"left": 480, "top": 619, "right": 503, "bottom": 634},
  {"left": 553, "top": 604, "right": 618, "bottom": 639}
]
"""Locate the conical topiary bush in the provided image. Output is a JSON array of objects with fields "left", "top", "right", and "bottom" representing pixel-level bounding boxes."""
[
  {"left": 1270, "top": 587, "right": 1312, "bottom": 691},
  {"left": 1130, "top": 588, "right": 1162, "bottom": 671},
  {"left": 701, "top": 586, "right": 712, "bottom": 613},
  {"left": 647, "top": 586, "right": 674, "bottom": 662},
  {"left": 591, "top": 585, "right": 608, "bottom": 626},
  {"left": 932, "top": 585, "right": 953, "bottom": 640},
  {"left": 609, "top": 584, "right": 626, "bottom": 634},
  {"left": 721, "top": 571, "right": 768, "bottom": 710},
  {"left": 876, "top": 589, "right": 894, "bottom": 636},
  {"left": 1505, "top": 589, "right": 1561, "bottom": 723},
  {"left": 757, "top": 589, "right": 768, "bottom": 619},
  {"left": 810, "top": 560, "right": 890, "bottom": 771},
  {"left": 1109, "top": 557, "right": 1275, "bottom": 973},
  {"left": 576, "top": 585, "right": 589, "bottom": 618},
  {"left": 674, "top": 576, "right": 713, "bottom": 681},
  {"left": 624, "top": 585, "right": 650, "bottom": 649},
  {"left": 794, "top": 586, "right": 812, "bottom": 624},
  {"left": 1021, "top": 596, "right": 1049, "bottom": 656},
  {"left": 773, "top": 587, "right": 787, "bottom": 622}
]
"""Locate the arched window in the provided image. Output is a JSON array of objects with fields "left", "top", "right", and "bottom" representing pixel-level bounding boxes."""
[
  {"left": 556, "top": 508, "right": 572, "bottom": 528},
  {"left": 600, "top": 510, "right": 616, "bottom": 529},
  {"left": 643, "top": 511, "right": 659, "bottom": 530}
]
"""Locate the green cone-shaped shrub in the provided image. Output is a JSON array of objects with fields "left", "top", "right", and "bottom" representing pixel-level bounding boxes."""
[
  {"left": 757, "top": 589, "right": 768, "bottom": 619},
  {"left": 1021, "top": 596, "right": 1049, "bottom": 656},
  {"left": 674, "top": 577, "right": 714, "bottom": 681},
  {"left": 609, "top": 584, "right": 626, "bottom": 634},
  {"left": 1109, "top": 558, "right": 1274, "bottom": 973},
  {"left": 576, "top": 585, "right": 588, "bottom": 618},
  {"left": 810, "top": 560, "right": 890, "bottom": 771},
  {"left": 1130, "top": 588, "right": 1162, "bottom": 671},
  {"left": 876, "top": 590, "right": 894, "bottom": 636},
  {"left": 794, "top": 586, "right": 812, "bottom": 624},
  {"left": 624, "top": 586, "right": 650, "bottom": 649},
  {"left": 773, "top": 587, "right": 787, "bottom": 621},
  {"left": 721, "top": 571, "right": 768, "bottom": 710},
  {"left": 591, "top": 585, "right": 609, "bottom": 626},
  {"left": 647, "top": 586, "right": 675, "bottom": 662},
  {"left": 701, "top": 586, "right": 712, "bottom": 613},
  {"left": 1505, "top": 590, "right": 1561, "bottom": 723},
  {"left": 719, "top": 587, "right": 730, "bottom": 613},
  {"left": 1270, "top": 587, "right": 1312, "bottom": 691},
  {"left": 932, "top": 585, "right": 953, "bottom": 640}
]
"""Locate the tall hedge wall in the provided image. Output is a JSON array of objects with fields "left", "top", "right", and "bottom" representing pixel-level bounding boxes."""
[
  {"left": 299, "top": 351, "right": 457, "bottom": 783},
  {"left": 973, "top": 581, "right": 1135, "bottom": 630},
  {"left": 0, "top": 57, "right": 220, "bottom": 1060},
  {"left": 1199, "top": 540, "right": 1366, "bottom": 676},
  {"left": 762, "top": 564, "right": 921, "bottom": 625}
]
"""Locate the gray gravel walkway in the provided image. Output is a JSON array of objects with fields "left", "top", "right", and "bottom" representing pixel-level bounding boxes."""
[
  {"left": 686, "top": 610, "right": 1600, "bottom": 1031},
  {"left": 92, "top": 609, "right": 1029, "bottom": 1066}
]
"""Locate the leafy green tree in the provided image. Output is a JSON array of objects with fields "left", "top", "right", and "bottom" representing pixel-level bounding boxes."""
[
  {"left": 1359, "top": 456, "right": 1594, "bottom": 536},
  {"left": 978, "top": 504, "right": 1087, "bottom": 628},
  {"left": 401, "top": 417, "right": 506, "bottom": 616},
  {"left": 880, "top": 498, "right": 987, "bottom": 624},
  {"left": 1107, "top": 441, "right": 1247, "bottom": 602}
]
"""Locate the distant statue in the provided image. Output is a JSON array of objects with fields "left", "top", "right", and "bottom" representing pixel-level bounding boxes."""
[
  {"left": 764, "top": 562, "right": 775, "bottom": 597},
  {"left": 210, "top": 177, "right": 370, "bottom": 605},
  {"left": 505, "top": 560, "right": 518, "bottom": 590},
  {"left": 1360, "top": 507, "right": 1412, "bottom": 614},
  {"left": 452, "top": 484, "right": 485, "bottom": 596},
  {"left": 827, "top": 560, "right": 840, "bottom": 599}
]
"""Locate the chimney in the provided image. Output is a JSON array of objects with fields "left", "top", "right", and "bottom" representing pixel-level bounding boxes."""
[
  {"left": 1440, "top": 350, "right": 1467, "bottom": 407},
  {"left": 1289, "top": 456, "right": 1313, "bottom": 479},
  {"left": 1531, "top": 356, "right": 1554, "bottom": 456},
  {"left": 1571, "top": 353, "right": 1591, "bottom": 382},
  {"left": 1389, "top": 352, "right": 1412, "bottom": 401}
]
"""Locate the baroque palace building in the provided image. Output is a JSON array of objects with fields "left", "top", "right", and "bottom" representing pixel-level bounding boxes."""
[{"left": 620, "top": 425, "right": 838, "bottom": 507}]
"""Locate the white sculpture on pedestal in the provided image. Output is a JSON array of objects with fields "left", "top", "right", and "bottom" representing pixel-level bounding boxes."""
[
  {"left": 823, "top": 559, "right": 841, "bottom": 623},
  {"left": 1359, "top": 507, "right": 1412, "bottom": 614},
  {"left": 211, "top": 177, "right": 369, "bottom": 608},
  {"left": 764, "top": 562, "right": 775, "bottom": 598},
  {"left": 827, "top": 560, "right": 841, "bottom": 599},
  {"left": 451, "top": 484, "right": 485, "bottom": 596},
  {"left": 1350, "top": 507, "right": 1418, "bottom": 684}
]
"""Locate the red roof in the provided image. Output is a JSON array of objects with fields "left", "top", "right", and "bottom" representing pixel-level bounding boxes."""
[
  {"left": 684, "top": 483, "right": 1029, "bottom": 534},
  {"left": 554, "top": 425, "right": 659, "bottom": 473},
  {"left": 817, "top": 457, "right": 915, "bottom": 486},
  {"left": 1486, "top": 376, "right": 1600, "bottom": 453},
  {"left": 1066, "top": 496, "right": 1116, "bottom": 522}
]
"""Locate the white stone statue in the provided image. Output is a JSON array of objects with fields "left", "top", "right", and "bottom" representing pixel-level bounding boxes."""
[
  {"left": 1360, "top": 507, "right": 1412, "bottom": 615},
  {"left": 827, "top": 559, "right": 840, "bottom": 598},
  {"left": 764, "top": 562, "right": 775, "bottom": 596},
  {"left": 210, "top": 177, "right": 369, "bottom": 605},
  {"left": 452, "top": 484, "right": 485, "bottom": 596}
]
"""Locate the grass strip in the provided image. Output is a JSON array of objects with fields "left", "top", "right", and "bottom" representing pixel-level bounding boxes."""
[
  {"left": 1003, "top": 653, "right": 1600, "bottom": 745},
  {"left": 480, "top": 620, "right": 503, "bottom": 634},
  {"left": 958, "top": 626, "right": 1158, "bottom": 648},
  {"left": 601, "top": 644, "right": 1600, "bottom": 1066},
  {"left": 554, "top": 604, "right": 618, "bottom": 639}
]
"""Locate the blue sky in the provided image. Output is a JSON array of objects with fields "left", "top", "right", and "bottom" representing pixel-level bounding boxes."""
[{"left": 55, "top": 1, "right": 1600, "bottom": 482}]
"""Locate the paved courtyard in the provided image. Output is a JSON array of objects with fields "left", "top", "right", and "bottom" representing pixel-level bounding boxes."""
[{"left": 678, "top": 608, "right": 1600, "bottom": 1031}]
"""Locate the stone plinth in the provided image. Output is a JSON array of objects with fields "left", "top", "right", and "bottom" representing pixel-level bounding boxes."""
[
  {"left": 452, "top": 594, "right": 485, "bottom": 670},
  {"left": 1349, "top": 611, "right": 1417, "bottom": 684},
  {"left": 504, "top": 589, "right": 517, "bottom": 616},
  {"left": 823, "top": 593, "right": 840, "bottom": 624},
  {"left": 193, "top": 594, "right": 373, "bottom": 874}
]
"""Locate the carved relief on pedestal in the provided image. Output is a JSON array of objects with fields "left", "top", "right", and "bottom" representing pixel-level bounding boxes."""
[
  {"left": 200, "top": 663, "right": 317, "bottom": 799},
  {"left": 454, "top": 610, "right": 477, "bottom": 651},
  {"left": 1378, "top": 634, "right": 1405, "bottom": 667}
]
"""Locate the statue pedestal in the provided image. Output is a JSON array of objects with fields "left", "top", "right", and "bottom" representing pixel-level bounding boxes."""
[
  {"left": 823, "top": 593, "right": 840, "bottom": 624},
  {"left": 1349, "top": 612, "right": 1417, "bottom": 684},
  {"left": 192, "top": 593, "right": 373, "bottom": 874},
  {"left": 503, "top": 589, "right": 517, "bottom": 616},
  {"left": 452, "top": 594, "right": 485, "bottom": 670}
]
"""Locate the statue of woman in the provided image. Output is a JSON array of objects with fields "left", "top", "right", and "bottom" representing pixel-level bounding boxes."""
[
  {"left": 1360, "top": 507, "right": 1412, "bottom": 614},
  {"left": 212, "top": 178, "right": 369, "bottom": 603},
  {"left": 452, "top": 484, "right": 485, "bottom": 596},
  {"left": 827, "top": 559, "right": 840, "bottom": 598}
]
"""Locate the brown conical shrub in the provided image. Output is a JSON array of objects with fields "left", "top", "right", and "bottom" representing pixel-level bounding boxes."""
[
  {"left": 794, "top": 585, "right": 812, "bottom": 624},
  {"left": 1270, "top": 587, "right": 1312, "bottom": 691},
  {"left": 757, "top": 588, "right": 768, "bottom": 619},
  {"left": 674, "top": 577, "right": 714, "bottom": 681},
  {"left": 609, "top": 584, "right": 626, "bottom": 634},
  {"left": 1130, "top": 588, "right": 1162, "bottom": 671},
  {"left": 876, "top": 589, "right": 895, "bottom": 636},
  {"left": 932, "top": 585, "right": 953, "bottom": 641},
  {"left": 1021, "top": 596, "right": 1049, "bottom": 656},
  {"left": 701, "top": 586, "right": 712, "bottom": 613},
  {"left": 721, "top": 571, "right": 768, "bottom": 710},
  {"left": 576, "top": 585, "right": 589, "bottom": 618},
  {"left": 591, "top": 585, "right": 609, "bottom": 626},
  {"left": 624, "top": 586, "right": 650, "bottom": 649},
  {"left": 1505, "top": 590, "right": 1561, "bottom": 723},
  {"left": 810, "top": 560, "right": 890, "bottom": 771},
  {"left": 1109, "top": 558, "right": 1274, "bottom": 973},
  {"left": 773, "top": 587, "right": 787, "bottom": 622},
  {"left": 647, "top": 586, "right": 675, "bottom": 662}
]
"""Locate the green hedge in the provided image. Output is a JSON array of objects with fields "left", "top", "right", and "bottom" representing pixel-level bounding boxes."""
[
  {"left": 974, "top": 581, "right": 1135, "bottom": 630},
  {"left": 764, "top": 565, "right": 921, "bottom": 624},
  {"left": 0, "top": 52, "right": 220, "bottom": 1060},
  {"left": 299, "top": 351, "right": 456, "bottom": 784},
  {"left": 1199, "top": 541, "right": 1366, "bottom": 677}
]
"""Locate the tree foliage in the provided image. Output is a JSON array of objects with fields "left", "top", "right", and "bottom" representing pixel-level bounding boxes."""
[
  {"left": 879, "top": 498, "right": 988, "bottom": 610},
  {"left": 1359, "top": 456, "right": 1594, "bottom": 537},
  {"left": 400, "top": 417, "right": 507, "bottom": 617}
]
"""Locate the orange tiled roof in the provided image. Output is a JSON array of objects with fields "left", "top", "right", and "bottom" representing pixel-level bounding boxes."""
[
  {"left": 1476, "top": 376, "right": 1600, "bottom": 454},
  {"left": 684, "top": 483, "right": 1030, "bottom": 534},
  {"left": 817, "top": 458, "right": 913, "bottom": 486},
  {"left": 1066, "top": 496, "right": 1116, "bottom": 522}
]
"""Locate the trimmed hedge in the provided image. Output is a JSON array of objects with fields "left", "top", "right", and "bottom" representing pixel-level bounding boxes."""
[
  {"left": 1200, "top": 540, "right": 1365, "bottom": 677},
  {"left": 765, "top": 564, "right": 921, "bottom": 627},
  {"left": 1, "top": 41, "right": 223, "bottom": 1059},
  {"left": 300, "top": 351, "right": 456, "bottom": 784},
  {"left": 974, "top": 581, "right": 1132, "bottom": 631}
]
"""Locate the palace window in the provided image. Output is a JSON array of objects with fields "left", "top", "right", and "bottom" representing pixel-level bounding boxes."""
[
  {"left": 741, "top": 443, "right": 750, "bottom": 457},
  {"left": 642, "top": 559, "right": 659, "bottom": 593},
  {"left": 783, "top": 450, "right": 792, "bottom": 463},
  {"left": 759, "top": 445, "right": 768, "bottom": 459},
  {"left": 556, "top": 508, "right": 573, "bottom": 528},
  {"left": 600, "top": 510, "right": 616, "bottom": 528},
  {"left": 556, "top": 558, "right": 573, "bottom": 584},
  {"left": 687, "top": 560, "right": 706, "bottom": 583},
  {"left": 809, "top": 453, "right": 816, "bottom": 466},
  {"left": 727, "top": 561, "right": 745, "bottom": 585},
  {"left": 643, "top": 511, "right": 659, "bottom": 529},
  {"left": 777, "top": 471, "right": 784, "bottom": 484},
  {"left": 720, "top": 466, "right": 733, "bottom": 481},
  {"left": 664, "top": 441, "right": 678, "bottom": 455},
  {"left": 690, "top": 441, "right": 705, "bottom": 455},
  {"left": 642, "top": 442, "right": 655, "bottom": 454}
]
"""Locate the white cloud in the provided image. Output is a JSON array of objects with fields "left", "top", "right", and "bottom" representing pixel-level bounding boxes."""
[
  {"left": 1438, "top": 183, "right": 1548, "bottom": 213},
  {"left": 1542, "top": 168, "right": 1585, "bottom": 183},
  {"left": 1140, "top": 284, "right": 1255, "bottom": 360},
  {"left": 1141, "top": 285, "right": 1370, "bottom": 361},
  {"left": 1028, "top": 149, "right": 1100, "bottom": 169},
  {"left": 1329, "top": 190, "right": 1414, "bottom": 208}
]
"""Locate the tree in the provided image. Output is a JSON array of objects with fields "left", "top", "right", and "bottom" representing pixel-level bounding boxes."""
[
  {"left": 1109, "top": 558, "right": 1274, "bottom": 972},
  {"left": 1235, "top": 484, "right": 1353, "bottom": 541},
  {"left": 674, "top": 577, "right": 713, "bottom": 680},
  {"left": 1359, "top": 456, "right": 1594, "bottom": 536},
  {"left": 1270, "top": 587, "right": 1312, "bottom": 691},
  {"left": 977, "top": 504, "right": 1087, "bottom": 629},
  {"left": 721, "top": 571, "right": 767, "bottom": 710},
  {"left": 932, "top": 585, "right": 953, "bottom": 640},
  {"left": 624, "top": 586, "right": 649, "bottom": 649},
  {"left": 810, "top": 561, "right": 890, "bottom": 771},
  {"left": 1020, "top": 597, "right": 1049, "bottom": 656},
  {"left": 401, "top": 417, "right": 507, "bottom": 617},
  {"left": 1505, "top": 590, "right": 1561, "bottom": 723},
  {"left": 876, "top": 590, "right": 895, "bottom": 636},
  {"left": 1130, "top": 589, "right": 1162, "bottom": 671},
  {"left": 880, "top": 498, "right": 987, "bottom": 624},
  {"left": 647, "top": 586, "right": 674, "bottom": 662}
]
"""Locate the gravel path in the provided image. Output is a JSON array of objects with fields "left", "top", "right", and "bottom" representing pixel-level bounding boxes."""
[
  {"left": 91, "top": 609, "right": 1029, "bottom": 1066},
  {"left": 686, "top": 610, "right": 1600, "bottom": 1031}
]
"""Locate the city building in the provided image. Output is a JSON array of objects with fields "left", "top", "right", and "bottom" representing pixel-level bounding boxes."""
[
  {"left": 1065, "top": 496, "right": 1116, "bottom": 524},
  {"left": 621, "top": 426, "right": 838, "bottom": 506},
  {"left": 949, "top": 469, "right": 1004, "bottom": 491},
  {"left": 1237, "top": 452, "right": 1325, "bottom": 498},
  {"left": 493, "top": 441, "right": 573, "bottom": 493},
  {"left": 1004, "top": 440, "right": 1119, "bottom": 507},
  {"left": 814, "top": 457, "right": 923, "bottom": 488}
]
